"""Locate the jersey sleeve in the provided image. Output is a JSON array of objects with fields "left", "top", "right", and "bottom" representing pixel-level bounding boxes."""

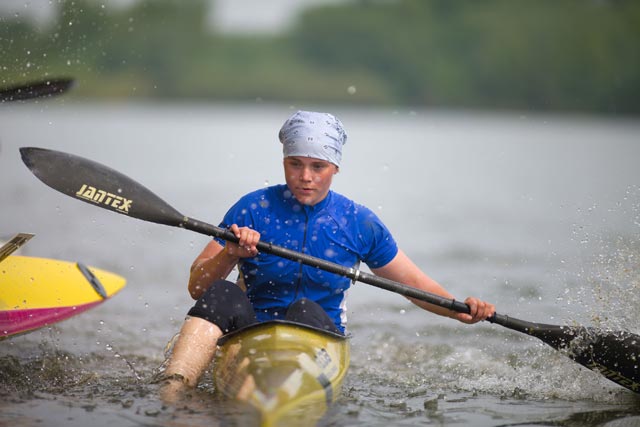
[{"left": 355, "top": 204, "right": 398, "bottom": 268}]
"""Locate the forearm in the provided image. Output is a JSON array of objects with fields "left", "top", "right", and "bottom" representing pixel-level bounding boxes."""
[
  {"left": 402, "top": 274, "right": 458, "bottom": 318},
  {"left": 372, "top": 250, "right": 458, "bottom": 318},
  {"left": 188, "top": 248, "right": 240, "bottom": 299}
]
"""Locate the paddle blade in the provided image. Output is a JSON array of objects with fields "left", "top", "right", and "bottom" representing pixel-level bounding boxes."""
[
  {"left": 495, "top": 315, "right": 639, "bottom": 393},
  {"left": 0, "top": 78, "right": 75, "bottom": 102},
  {"left": 20, "top": 147, "right": 186, "bottom": 227},
  {"left": 533, "top": 325, "right": 639, "bottom": 393}
]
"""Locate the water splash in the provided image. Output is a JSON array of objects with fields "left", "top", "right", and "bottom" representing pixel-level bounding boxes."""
[
  {"left": 562, "top": 187, "right": 640, "bottom": 333},
  {"left": 590, "top": 248, "right": 638, "bottom": 328}
]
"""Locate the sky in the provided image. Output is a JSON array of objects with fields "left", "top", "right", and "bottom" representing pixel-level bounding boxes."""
[
  {"left": 0, "top": 0, "right": 348, "bottom": 34},
  {"left": 210, "top": 0, "right": 346, "bottom": 34}
]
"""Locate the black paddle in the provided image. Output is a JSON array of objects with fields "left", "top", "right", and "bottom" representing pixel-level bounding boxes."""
[
  {"left": 19, "top": 146, "right": 639, "bottom": 395},
  {"left": 0, "top": 78, "right": 74, "bottom": 102}
]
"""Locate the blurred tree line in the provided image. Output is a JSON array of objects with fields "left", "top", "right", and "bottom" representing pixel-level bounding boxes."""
[{"left": 1, "top": 0, "right": 638, "bottom": 114}]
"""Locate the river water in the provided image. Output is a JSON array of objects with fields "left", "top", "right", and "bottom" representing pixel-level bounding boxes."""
[{"left": 1, "top": 101, "right": 639, "bottom": 426}]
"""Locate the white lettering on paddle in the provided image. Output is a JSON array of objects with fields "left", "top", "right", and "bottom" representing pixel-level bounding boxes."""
[{"left": 76, "top": 184, "right": 132, "bottom": 214}]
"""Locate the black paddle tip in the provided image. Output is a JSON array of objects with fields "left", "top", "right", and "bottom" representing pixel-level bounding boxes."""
[
  {"left": 20, "top": 147, "right": 66, "bottom": 185},
  {"left": 19, "top": 146, "right": 43, "bottom": 170},
  {"left": 0, "top": 77, "right": 75, "bottom": 102}
]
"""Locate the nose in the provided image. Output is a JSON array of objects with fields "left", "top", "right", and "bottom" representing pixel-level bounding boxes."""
[{"left": 299, "top": 166, "right": 312, "bottom": 181}]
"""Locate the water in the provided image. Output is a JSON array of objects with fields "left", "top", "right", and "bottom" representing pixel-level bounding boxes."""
[{"left": 1, "top": 101, "right": 639, "bottom": 426}]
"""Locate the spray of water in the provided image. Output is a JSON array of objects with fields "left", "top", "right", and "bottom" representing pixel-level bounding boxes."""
[{"left": 564, "top": 186, "right": 640, "bottom": 333}]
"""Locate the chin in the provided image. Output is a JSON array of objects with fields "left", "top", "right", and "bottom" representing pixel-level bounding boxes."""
[
  {"left": 293, "top": 192, "right": 311, "bottom": 203},
  {"left": 298, "top": 197, "right": 317, "bottom": 206}
]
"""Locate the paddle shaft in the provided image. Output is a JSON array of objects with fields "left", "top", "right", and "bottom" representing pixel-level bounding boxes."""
[{"left": 184, "top": 218, "right": 545, "bottom": 331}]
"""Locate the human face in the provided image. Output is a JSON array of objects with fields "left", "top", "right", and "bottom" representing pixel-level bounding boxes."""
[{"left": 283, "top": 156, "right": 338, "bottom": 206}]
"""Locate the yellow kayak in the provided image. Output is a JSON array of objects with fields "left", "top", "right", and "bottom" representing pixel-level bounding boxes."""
[
  {"left": 214, "top": 320, "right": 350, "bottom": 426},
  {"left": 0, "top": 255, "right": 126, "bottom": 339}
]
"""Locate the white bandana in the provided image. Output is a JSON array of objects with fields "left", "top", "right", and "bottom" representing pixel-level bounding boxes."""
[{"left": 278, "top": 110, "right": 347, "bottom": 167}]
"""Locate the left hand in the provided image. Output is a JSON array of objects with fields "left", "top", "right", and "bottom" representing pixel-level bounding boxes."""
[
  {"left": 452, "top": 297, "right": 495, "bottom": 324},
  {"left": 226, "top": 224, "right": 260, "bottom": 258}
]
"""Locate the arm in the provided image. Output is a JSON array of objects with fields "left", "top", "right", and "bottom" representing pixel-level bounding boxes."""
[
  {"left": 370, "top": 249, "right": 494, "bottom": 324},
  {"left": 188, "top": 225, "right": 260, "bottom": 300}
]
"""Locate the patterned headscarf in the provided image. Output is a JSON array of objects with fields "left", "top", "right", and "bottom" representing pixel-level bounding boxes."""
[{"left": 278, "top": 110, "right": 347, "bottom": 167}]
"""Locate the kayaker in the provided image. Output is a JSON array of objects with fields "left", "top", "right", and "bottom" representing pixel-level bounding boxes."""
[{"left": 160, "top": 110, "right": 495, "bottom": 393}]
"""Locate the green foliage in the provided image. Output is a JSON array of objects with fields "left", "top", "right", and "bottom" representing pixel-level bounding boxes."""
[
  {"left": 292, "top": 0, "right": 640, "bottom": 113},
  {"left": 1, "top": 0, "right": 638, "bottom": 114}
]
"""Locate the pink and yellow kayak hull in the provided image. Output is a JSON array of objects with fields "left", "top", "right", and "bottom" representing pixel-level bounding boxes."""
[{"left": 0, "top": 255, "right": 126, "bottom": 339}]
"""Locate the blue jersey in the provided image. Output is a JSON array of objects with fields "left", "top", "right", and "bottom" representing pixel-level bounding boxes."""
[{"left": 214, "top": 184, "right": 398, "bottom": 333}]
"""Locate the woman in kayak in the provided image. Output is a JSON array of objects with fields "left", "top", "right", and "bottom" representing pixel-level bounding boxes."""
[{"left": 161, "top": 110, "right": 495, "bottom": 392}]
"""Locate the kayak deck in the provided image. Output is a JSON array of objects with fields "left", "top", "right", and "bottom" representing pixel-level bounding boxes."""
[{"left": 214, "top": 320, "right": 350, "bottom": 426}]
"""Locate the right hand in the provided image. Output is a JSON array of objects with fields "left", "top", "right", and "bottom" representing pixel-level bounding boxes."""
[{"left": 225, "top": 224, "right": 260, "bottom": 258}]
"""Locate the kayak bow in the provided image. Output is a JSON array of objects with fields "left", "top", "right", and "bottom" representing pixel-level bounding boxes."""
[{"left": 214, "top": 320, "right": 350, "bottom": 426}]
